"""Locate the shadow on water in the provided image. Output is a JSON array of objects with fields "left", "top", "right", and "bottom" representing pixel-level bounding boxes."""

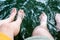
[{"left": 0, "top": 0, "right": 60, "bottom": 40}]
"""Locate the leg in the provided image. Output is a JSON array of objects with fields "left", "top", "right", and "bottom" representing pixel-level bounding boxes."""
[{"left": 32, "top": 12, "right": 54, "bottom": 39}]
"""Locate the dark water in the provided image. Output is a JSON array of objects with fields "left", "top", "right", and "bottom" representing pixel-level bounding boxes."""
[{"left": 0, "top": 0, "right": 60, "bottom": 40}]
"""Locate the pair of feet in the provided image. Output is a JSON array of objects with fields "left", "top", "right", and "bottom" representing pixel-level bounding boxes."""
[
  {"left": 0, "top": 8, "right": 25, "bottom": 40},
  {"left": 39, "top": 12, "right": 60, "bottom": 31}
]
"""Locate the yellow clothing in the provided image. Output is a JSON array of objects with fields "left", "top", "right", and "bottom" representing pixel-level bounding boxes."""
[{"left": 0, "top": 32, "right": 11, "bottom": 40}]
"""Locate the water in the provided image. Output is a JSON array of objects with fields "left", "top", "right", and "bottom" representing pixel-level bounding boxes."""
[
  {"left": 0, "top": 0, "right": 6, "bottom": 1},
  {"left": 0, "top": 0, "right": 60, "bottom": 40}
]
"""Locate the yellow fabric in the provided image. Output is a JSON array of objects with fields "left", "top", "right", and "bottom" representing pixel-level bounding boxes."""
[{"left": 0, "top": 32, "right": 11, "bottom": 40}]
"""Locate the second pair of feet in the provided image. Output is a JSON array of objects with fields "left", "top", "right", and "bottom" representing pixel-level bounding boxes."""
[{"left": 39, "top": 12, "right": 60, "bottom": 32}]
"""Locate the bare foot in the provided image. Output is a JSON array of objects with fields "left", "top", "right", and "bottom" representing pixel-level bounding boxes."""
[
  {"left": 39, "top": 12, "right": 47, "bottom": 29},
  {"left": 55, "top": 13, "right": 60, "bottom": 31},
  {"left": 13, "top": 9, "right": 25, "bottom": 36}
]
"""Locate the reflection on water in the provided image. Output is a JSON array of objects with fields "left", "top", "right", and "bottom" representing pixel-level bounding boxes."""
[
  {"left": 0, "top": 0, "right": 6, "bottom": 1},
  {"left": 0, "top": 0, "right": 60, "bottom": 40},
  {"left": 36, "top": 0, "right": 48, "bottom": 5}
]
